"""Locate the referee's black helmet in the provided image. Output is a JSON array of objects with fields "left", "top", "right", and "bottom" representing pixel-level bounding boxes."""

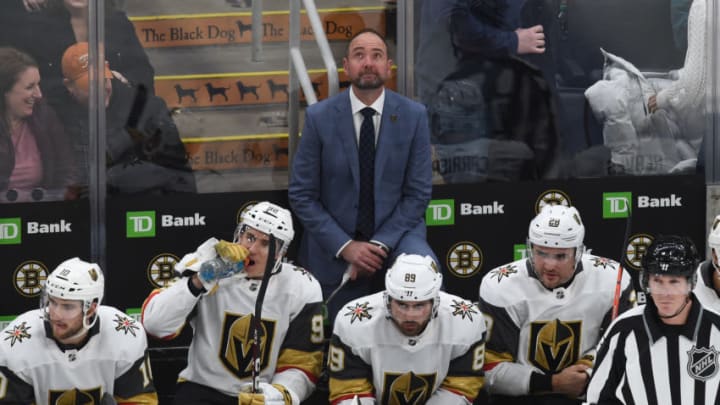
[{"left": 641, "top": 235, "right": 700, "bottom": 291}]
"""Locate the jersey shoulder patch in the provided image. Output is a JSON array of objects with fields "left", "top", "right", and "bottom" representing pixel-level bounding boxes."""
[{"left": 336, "top": 293, "right": 384, "bottom": 327}]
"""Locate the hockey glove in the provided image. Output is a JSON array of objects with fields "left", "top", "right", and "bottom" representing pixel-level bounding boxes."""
[
  {"left": 175, "top": 237, "right": 220, "bottom": 274},
  {"left": 196, "top": 240, "right": 250, "bottom": 291},
  {"left": 238, "top": 382, "right": 294, "bottom": 405},
  {"left": 215, "top": 239, "right": 250, "bottom": 263}
]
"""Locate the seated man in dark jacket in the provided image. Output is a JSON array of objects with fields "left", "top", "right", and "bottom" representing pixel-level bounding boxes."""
[{"left": 60, "top": 42, "right": 195, "bottom": 195}]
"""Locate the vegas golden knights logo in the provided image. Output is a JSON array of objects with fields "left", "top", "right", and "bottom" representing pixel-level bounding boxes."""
[
  {"left": 381, "top": 371, "right": 437, "bottom": 405},
  {"left": 49, "top": 387, "right": 101, "bottom": 405},
  {"left": 529, "top": 320, "right": 582, "bottom": 373},
  {"left": 219, "top": 313, "right": 276, "bottom": 378}
]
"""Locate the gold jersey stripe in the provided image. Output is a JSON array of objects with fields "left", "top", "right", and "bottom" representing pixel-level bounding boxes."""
[
  {"left": 441, "top": 375, "right": 486, "bottom": 401},
  {"left": 276, "top": 348, "right": 323, "bottom": 380},
  {"left": 328, "top": 377, "right": 374, "bottom": 403}
]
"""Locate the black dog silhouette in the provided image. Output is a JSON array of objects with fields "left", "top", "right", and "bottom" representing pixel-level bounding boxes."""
[
  {"left": 272, "top": 143, "right": 289, "bottom": 160},
  {"left": 174, "top": 84, "right": 198, "bottom": 103},
  {"left": 204, "top": 83, "right": 230, "bottom": 102},
  {"left": 267, "top": 79, "right": 289, "bottom": 99},
  {"left": 235, "top": 20, "right": 253, "bottom": 37},
  {"left": 236, "top": 80, "right": 260, "bottom": 101}
]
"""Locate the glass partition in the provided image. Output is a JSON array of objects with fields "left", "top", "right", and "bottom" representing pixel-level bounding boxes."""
[{"left": 412, "top": 0, "right": 717, "bottom": 183}]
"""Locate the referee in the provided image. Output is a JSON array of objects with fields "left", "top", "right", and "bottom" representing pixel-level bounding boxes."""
[{"left": 586, "top": 235, "right": 720, "bottom": 404}]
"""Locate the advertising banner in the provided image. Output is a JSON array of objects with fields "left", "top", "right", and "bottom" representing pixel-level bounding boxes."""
[
  {"left": 0, "top": 200, "right": 90, "bottom": 326},
  {"left": 426, "top": 175, "right": 706, "bottom": 301}
]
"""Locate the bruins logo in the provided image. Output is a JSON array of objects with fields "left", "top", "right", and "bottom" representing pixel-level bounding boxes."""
[
  {"left": 13, "top": 260, "right": 49, "bottom": 297},
  {"left": 381, "top": 371, "right": 437, "bottom": 405},
  {"left": 446, "top": 242, "right": 482, "bottom": 278},
  {"left": 535, "top": 190, "right": 571, "bottom": 214},
  {"left": 219, "top": 313, "right": 276, "bottom": 378},
  {"left": 49, "top": 387, "right": 101, "bottom": 405},
  {"left": 529, "top": 320, "right": 582, "bottom": 373},
  {"left": 625, "top": 234, "right": 654, "bottom": 270},
  {"left": 147, "top": 253, "right": 180, "bottom": 288}
]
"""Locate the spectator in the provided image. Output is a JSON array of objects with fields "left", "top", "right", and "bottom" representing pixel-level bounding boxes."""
[
  {"left": 328, "top": 254, "right": 487, "bottom": 404},
  {"left": 695, "top": 214, "right": 720, "bottom": 311},
  {"left": 142, "top": 201, "right": 324, "bottom": 405},
  {"left": 478, "top": 204, "right": 632, "bottom": 404},
  {"left": 0, "top": 257, "right": 158, "bottom": 404},
  {"left": 648, "top": 0, "right": 707, "bottom": 155},
  {"left": 61, "top": 42, "right": 195, "bottom": 195},
  {"left": 289, "top": 28, "right": 436, "bottom": 324},
  {"left": 8, "top": 0, "right": 154, "bottom": 114},
  {"left": 416, "top": 0, "right": 546, "bottom": 101},
  {"left": 586, "top": 235, "right": 720, "bottom": 404},
  {"left": 0, "top": 46, "right": 76, "bottom": 202},
  {"left": 671, "top": 0, "right": 692, "bottom": 52},
  {"left": 416, "top": 0, "right": 559, "bottom": 183}
]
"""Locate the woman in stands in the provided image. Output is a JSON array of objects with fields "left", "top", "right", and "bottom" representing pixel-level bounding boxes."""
[{"left": 0, "top": 47, "right": 77, "bottom": 202}]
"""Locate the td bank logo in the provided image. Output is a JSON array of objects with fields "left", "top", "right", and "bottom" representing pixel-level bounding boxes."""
[
  {"left": 127, "top": 211, "right": 156, "bottom": 238},
  {"left": 0, "top": 218, "right": 21, "bottom": 245},
  {"left": 426, "top": 199, "right": 454, "bottom": 226},
  {"left": 603, "top": 192, "right": 632, "bottom": 219}
]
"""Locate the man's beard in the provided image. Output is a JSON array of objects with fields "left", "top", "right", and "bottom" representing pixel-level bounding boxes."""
[
  {"left": 352, "top": 72, "right": 384, "bottom": 90},
  {"left": 53, "top": 321, "right": 84, "bottom": 341}
]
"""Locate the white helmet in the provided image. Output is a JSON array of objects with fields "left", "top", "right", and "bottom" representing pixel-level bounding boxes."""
[
  {"left": 42, "top": 257, "right": 104, "bottom": 330},
  {"left": 527, "top": 205, "right": 585, "bottom": 265},
  {"left": 708, "top": 215, "right": 720, "bottom": 268},
  {"left": 384, "top": 254, "right": 443, "bottom": 318},
  {"left": 234, "top": 201, "right": 294, "bottom": 271}
]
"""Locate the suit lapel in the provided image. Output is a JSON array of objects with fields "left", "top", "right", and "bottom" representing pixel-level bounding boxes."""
[
  {"left": 375, "top": 91, "right": 401, "bottom": 181},
  {"left": 335, "top": 92, "right": 360, "bottom": 190}
]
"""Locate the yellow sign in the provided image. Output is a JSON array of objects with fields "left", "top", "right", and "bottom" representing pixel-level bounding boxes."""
[
  {"left": 183, "top": 136, "right": 289, "bottom": 171},
  {"left": 132, "top": 8, "right": 386, "bottom": 48},
  {"left": 156, "top": 69, "right": 397, "bottom": 108}
]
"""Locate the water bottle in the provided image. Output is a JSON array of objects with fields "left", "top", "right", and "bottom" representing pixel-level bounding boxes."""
[{"left": 199, "top": 257, "right": 243, "bottom": 285}]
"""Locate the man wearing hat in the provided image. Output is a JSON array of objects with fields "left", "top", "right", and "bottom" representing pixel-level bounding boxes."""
[{"left": 60, "top": 42, "right": 195, "bottom": 195}]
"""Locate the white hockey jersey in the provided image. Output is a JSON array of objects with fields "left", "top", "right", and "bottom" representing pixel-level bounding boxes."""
[
  {"left": 0, "top": 306, "right": 157, "bottom": 405},
  {"left": 328, "top": 291, "right": 486, "bottom": 405},
  {"left": 141, "top": 262, "right": 324, "bottom": 400},
  {"left": 478, "top": 254, "right": 632, "bottom": 397},
  {"left": 695, "top": 261, "right": 720, "bottom": 313}
]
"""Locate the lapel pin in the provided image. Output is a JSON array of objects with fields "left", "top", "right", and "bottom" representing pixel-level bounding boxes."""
[{"left": 390, "top": 114, "right": 398, "bottom": 123}]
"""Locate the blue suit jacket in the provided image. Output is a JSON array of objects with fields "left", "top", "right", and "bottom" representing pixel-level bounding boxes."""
[{"left": 289, "top": 89, "right": 433, "bottom": 287}]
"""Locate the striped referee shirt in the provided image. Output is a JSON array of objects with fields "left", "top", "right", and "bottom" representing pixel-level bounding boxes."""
[{"left": 586, "top": 294, "right": 720, "bottom": 404}]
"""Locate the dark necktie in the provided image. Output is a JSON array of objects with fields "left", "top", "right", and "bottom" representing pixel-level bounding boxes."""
[{"left": 356, "top": 107, "right": 376, "bottom": 240}]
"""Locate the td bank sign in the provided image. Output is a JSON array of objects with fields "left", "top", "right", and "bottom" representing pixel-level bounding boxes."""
[
  {"left": 126, "top": 211, "right": 207, "bottom": 238},
  {"left": 603, "top": 192, "right": 683, "bottom": 219}
]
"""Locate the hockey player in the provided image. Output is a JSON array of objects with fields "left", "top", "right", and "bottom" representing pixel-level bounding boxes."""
[
  {"left": 328, "top": 254, "right": 487, "bottom": 405},
  {"left": 478, "top": 205, "right": 633, "bottom": 405},
  {"left": 586, "top": 235, "right": 720, "bottom": 404},
  {"left": 141, "top": 201, "right": 324, "bottom": 405},
  {"left": 0, "top": 257, "right": 158, "bottom": 404},
  {"left": 694, "top": 214, "right": 720, "bottom": 312}
]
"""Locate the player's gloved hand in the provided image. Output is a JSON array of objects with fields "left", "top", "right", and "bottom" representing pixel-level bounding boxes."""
[
  {"left": 238, "top": 382, "right": 294, "bottom": 405},
  {"left": 215, "top": 239, "right": 250, "bottom": 263},
  {"left": 175, "top": 237, "right": 220, "bottom": 274},
  {"left": 195, "top": 240, "right": 250, "bottom": 291}
]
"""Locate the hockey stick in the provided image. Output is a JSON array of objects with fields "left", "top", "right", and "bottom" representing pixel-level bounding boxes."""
[
  {"left": 611, "top": 206, "right": 632, "bottom": 320},
  {"left": 252, "top": 234, "right": 276, "bottom": 393},
  {"left": 324, "top": 266, "right": 353, "bottom": 305}
]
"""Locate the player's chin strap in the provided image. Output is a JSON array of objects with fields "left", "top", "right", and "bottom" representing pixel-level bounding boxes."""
[{"left": 252, "top": 234, "right": 277, "bottom": 393}]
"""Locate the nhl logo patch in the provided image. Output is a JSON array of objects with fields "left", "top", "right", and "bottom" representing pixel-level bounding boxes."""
[{"left": 687, "top": 346, "right": 719, "bottom": 381}]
